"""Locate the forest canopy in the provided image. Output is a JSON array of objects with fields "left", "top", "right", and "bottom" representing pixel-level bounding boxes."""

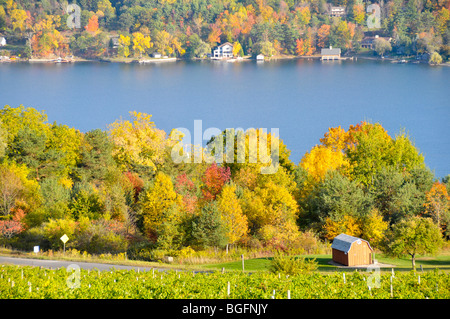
[{"left": 0, "top": 105, "right": 449, "bottom": 262}]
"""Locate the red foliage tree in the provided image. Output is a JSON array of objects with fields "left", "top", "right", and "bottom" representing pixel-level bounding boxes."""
[{"left": 201, "top": 163, "right": 231, "bottom": 201}]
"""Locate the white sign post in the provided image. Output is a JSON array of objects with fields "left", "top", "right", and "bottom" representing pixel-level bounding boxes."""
[
  {"left": 33, "top": 246, "right": 39, "bottom": 255},
  {"left": 60, "top": 234, "right": 69, "bottom": 254}
]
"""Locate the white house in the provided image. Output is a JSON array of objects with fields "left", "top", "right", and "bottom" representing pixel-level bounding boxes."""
[
  {"left": 329, "top": 5, "right": 346, "bottom": 17},
  {"left": 0, "top": 37, "right": 6, "bottom": 47},
  {"left": 152, "top": 52, "right": 162, "bottom": 58},
  {"left": 256, "top": 54, "right": 264, "bottom": 61},
  {"left": 213, "top": 42, "right": 233, "bottom": 59}
]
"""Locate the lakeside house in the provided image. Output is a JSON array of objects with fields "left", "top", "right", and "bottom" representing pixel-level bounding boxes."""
[
  {"left": 152, "top": 52, "right": 162, "bottom": 58},
  {"left": 0, "top": 36, "right": 6, "bottom": 47},
  {"left": 213, "top": 42, "right": 233, "bottom": 59},
  {"left": 256, "top": 54, "right": 264, "bottom": 61},
  {"left": 328, "top": 5, "right": 346, "bottom": 17},
  {"left": 321, "top": 46, "right": 341, "bottom": 60},
  {"left": 110, "top": 37, "right": 119, "bottom": 49},
  {"left": 361, "top": 35, "right": 392, "bottom": 49}
]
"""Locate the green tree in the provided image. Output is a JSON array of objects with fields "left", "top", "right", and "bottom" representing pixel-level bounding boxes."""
[
  {"left": 7, "top": 127, "right": 64, "bottom": 181},
  {"left": 190, "top": 202, "right": 228, "bottom": 249},
  {"left": 384, "top": 216, "right": 443, "bottom": 269},
  {"left": 304, "top": 171, "right": 373, "bottom": 233},
  {"left": 69, "top": 183, "right": 104, "bottom": 221},
  {"left": 373, "top": 37, "right": 392, "bottom": 56},
  {"left": 371, "top": 167, "right": 426, "bottom": 223},
  {"left": 77, "top": 129, "right": 116, "bottom": 183}
]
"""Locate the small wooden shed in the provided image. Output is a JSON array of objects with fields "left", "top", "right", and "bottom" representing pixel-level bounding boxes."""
[{"left": 331, "top": 234, "right": 373, "bottom": 266}]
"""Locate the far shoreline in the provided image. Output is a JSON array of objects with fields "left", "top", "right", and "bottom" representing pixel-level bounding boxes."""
[{"left": 4, "top": 53, "right": 449, "bottom": 67}]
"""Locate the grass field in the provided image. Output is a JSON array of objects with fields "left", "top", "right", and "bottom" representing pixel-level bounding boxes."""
[{"left": 201, "top": 253, "right": 450, "bottom": 273}]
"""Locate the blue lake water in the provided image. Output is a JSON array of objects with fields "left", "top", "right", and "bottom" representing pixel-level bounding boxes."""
[{"left": 0, "top": 59, "right": 449, "bottom": 177}]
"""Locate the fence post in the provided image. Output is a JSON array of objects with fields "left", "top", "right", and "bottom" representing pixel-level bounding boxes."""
[{"left": 241, "top": 254, "right": 244, "bottom": 272}]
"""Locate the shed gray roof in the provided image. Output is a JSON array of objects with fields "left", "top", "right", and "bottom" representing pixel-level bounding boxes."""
[
  {"left": 321, "top": 48, "right": 341, "bottom": 55},
  {"left": 331, "top": 233, "right": 372, "bottom": 253}
]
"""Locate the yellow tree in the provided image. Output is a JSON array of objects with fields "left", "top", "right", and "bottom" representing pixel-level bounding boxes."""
[
  {"left": 10, "top": 8, "right": 28, "bottom": 32},
  {"left": 436, "top": 8, "right": 450, "bottom": 34},
  {"left": 118, "top": 34, "right": 131, "bottom": 58},
  {"left": 242, "top": 180, "right": 298, "bottom": 233},
  {"left": 140, "top": 172, "right": 183, "bottom": 241},
  {"left": 170, "top": 36, "right": 185, "bottom": 57},
  {"left": 232, "top": 41, "right": 242, "bottom": 56},
  {"left": 132, "top": 32, "right": 153, "bottom": 58},
  {"left": 323, "top": 215, "right": 362, "bottom": 241},
  {"left": 108, "top": 111, "right": 172, "bottom": 172},
  {"left": 96, "top": 0, "right": 116, "bottom": 18},
  {"left": 300, "top": 145, "right": 349, "bottom": 183},
  {"left": 319, "top": 126, "right": 351, "bottom": 152},
  {"left": 353, "top": 1, "right": 366, "bottom": 25},
  {"left": 153, "top": 30, "right": 174, "bottom": 56},
  {"left": 360, "top": 208, "right": 388, "bottom": 246},
  {"left": 296, "top": 6, "right": 311, "bottom": 26},
  {"left": 217, "top": 184, "right": 248, "bottom": 246}
]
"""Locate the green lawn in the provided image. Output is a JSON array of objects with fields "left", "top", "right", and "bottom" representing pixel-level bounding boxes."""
[{"left": 200, "top": 253, "right": 450, "bottom": 273}]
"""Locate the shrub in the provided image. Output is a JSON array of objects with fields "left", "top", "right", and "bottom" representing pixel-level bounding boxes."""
[
  {"left": 269, "top": 253, "right": 318, "bottom": 275},
  {"left": 76, "top": 219, "right": 127, "bottom": 254},
  {"left": 126, "top": 240, "right": 157, "bottom": 261}
]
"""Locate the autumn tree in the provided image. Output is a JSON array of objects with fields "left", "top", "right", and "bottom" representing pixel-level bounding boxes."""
[
  {"left": 118, "top": 34, "right": 130, "bottom": 58},
  {"left": 217, "top": 184, "right": 248, "bottom": 247},
  {"left": 242, "top": 179, "right": 298, "bottom": 235},
  {"left": 207, "top": 23, "right": 222, "bottom": 47},
  {"left": 153, "top": 30, "right": 173, "bottom": 56},
  {"left": 10, "top": 8, "right": 28, "bottom": 32},
  {"left": 232, "top": 41, "right": 243, "bottom": 56},
  {"left": 139, "top": 172, "right": 182, "bottom": 241},
  {"left": 300, "top": 145, "right": 349, "bottom": 183},
  {"left": 353, "top": 0, "right": 366, "bottom": 25},
  {"left": 323, "top": 215, "right": 362, "bottom": 240},
  {"left": 423, "top": 182, "right": 450, "bottom": 233},
  {"left": 346, "top": 122, "right": 424, "bottom": 187},
  {"left": 360, "top": 208, "right": 388, "bottom": 246},
  {"left": 85, "top": 14, "right": 99, "bottom": 33},
  {"left": 201, "top": 163, "right": 231, "bottom": 201},
  {"left": 0, "top": 160, "right": 40, "bottom": 216},
  {"left": 316, "top": 24, "right": 330, "bottom": 48},
  {"left": 108, "top": 111, "right": 173, "bottom": 175},
  {"left": 132, "top": 32, "right": 152, "bottom": 58},
  {"left": 0, "top": 165, "right": 24, "bottom": 216}
]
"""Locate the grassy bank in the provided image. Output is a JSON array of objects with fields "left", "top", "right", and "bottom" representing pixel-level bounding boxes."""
[{"left": 200, "top": 253, "right": 450, "bottom": 273}]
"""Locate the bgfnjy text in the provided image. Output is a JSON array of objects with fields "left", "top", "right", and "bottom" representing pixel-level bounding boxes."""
[{"left": 182, "top": 303, "right": 268, "bottom": 316}]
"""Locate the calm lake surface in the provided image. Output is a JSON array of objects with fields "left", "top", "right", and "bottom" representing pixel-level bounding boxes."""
[{"left": 0, "top": 59, "right": 449, "bottom": 177}]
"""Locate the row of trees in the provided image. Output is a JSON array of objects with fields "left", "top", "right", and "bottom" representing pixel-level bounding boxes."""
[
  {"left": 1, "top": 0, "right": 449, "bottom": 61},
  {"left": 0, "top": 105, "right": 448, "bottom": 261}
]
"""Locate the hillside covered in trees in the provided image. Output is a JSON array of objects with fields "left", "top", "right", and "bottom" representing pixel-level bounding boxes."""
[
  {"left": 0, "top": 0, "right": 449, "bottom": 62},
  {"left": 0, "top": 105, "right": 449, "bottom": 262}
]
